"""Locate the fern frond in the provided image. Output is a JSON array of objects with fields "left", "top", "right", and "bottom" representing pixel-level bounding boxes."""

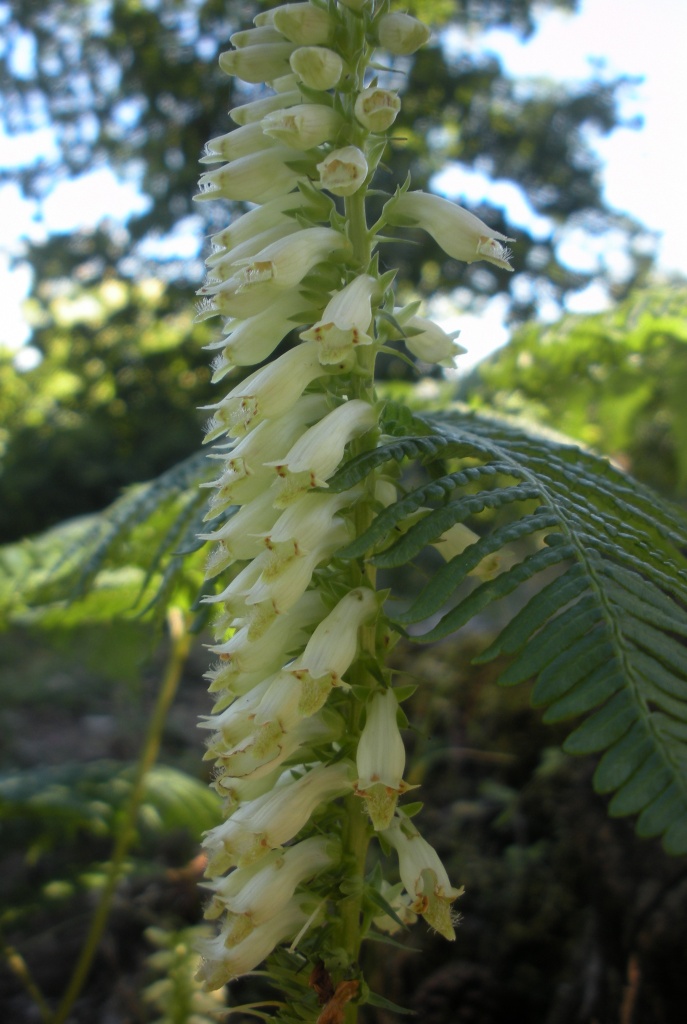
[{"left": 335, "top": 405, "right": 687, "bottom": 853}]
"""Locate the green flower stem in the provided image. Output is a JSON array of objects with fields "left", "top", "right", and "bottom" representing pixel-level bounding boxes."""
[
  {"left": 0, "top": 936, "right": 52, "bottom": 1024},
  {"left": 52, "top": 608, "right": 191, "bottom": 1024}
]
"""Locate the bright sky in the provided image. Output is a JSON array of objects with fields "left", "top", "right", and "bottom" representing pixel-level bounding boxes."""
[{"left": 0, "top": 0, "right": 685, "bottom": 369}]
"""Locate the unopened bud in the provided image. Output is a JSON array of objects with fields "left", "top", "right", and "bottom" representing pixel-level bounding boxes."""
[
  {"left": 290, "top": 45, "right": 343, "bottom": 90},
  {"left": 273, "top": 3, "right": 335, "bottom": 45},
  {"left": 377, "top": 12, "right": 431, "bottom": 56}
]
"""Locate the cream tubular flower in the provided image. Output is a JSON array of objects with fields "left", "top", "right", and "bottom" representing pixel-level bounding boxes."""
[
  {"left": 229, "top": 26, "right": 283, "bottom": 48},
  {"left": 354, "top": 87, "right": 401, "bottom": 132},
  {"left": 402, "top": 314, "right": 466, "bottom": 367},
  {"left": 206, "top": 592, "right": 325, "bottom": 696},
  {"left": 263, "top": 488, "right": 361, "bottom": 564},
  {"left": 300, "top": 275, "right": 376, "bottom": 364},
  {"left": 202, "top": 341, "right": 328, "bottom": 440},
  {"left": 230, "top": 88, "right": 302, "bottom": 126},
  {"left": 273, "top": 4, "right": 335, "bottom": 46},
  {"left": 244, "top": 519, "right": 351, "bottom": 625},
  {"left": 206, "top": 836, "right": 337, "bottom": 928},
  {"left": 211, "top": 293, "right": 317, "bottom": 375},
  {"left": 355, "top": 689, "right": 412, "bottom": 830},
  {"left": 388, "top": 191, "right": 514, "bottom": 271},
  {"left": 195, "top": 894, "right": 321, "bottom": 990},
  {"left": 382, "top": 818, "right": 464, "bottom": 941},
  {"left": 377, "top": 12, "right": 431, "bottom": 55},
  {"left": 218, "top": 42, "right": 296, "bottom": 84},
  {"left": 204, "top": 395, "right": 329, "bottom": 516},
  {"left": 195, "top": 147, "right": 306, "bottom": 204},
  {"left": 289, "top": 46, "right": 343, "bottom": 90},
  {"left": 270, "top": 398, "right": 377, "bottom": 504},
  {"left": 228, "top": 227, "right": 350, "bottom": 292},
  {"left": 202, "top": 761, "right": 354, "bottom": 873},
  {"left": 206, "top": 192, "right": 312, "bottom": 262},
  {"left": 202, "top": 491, "right": 281, "bottom": 576},
  {"left": 261, "top": 103, "right": 343, "bottom": 150},
  {"left": 317, "top": 145, "right": 368, "bottom": 197},
  {"left": 200, "top": 122, "right": 277, "bottom": 164},
  {"left": 289, "top": 587, "right": 377, "bottom": 685},
  {"left": 202, "top": 223, "right": 302, "bottom": 289}
]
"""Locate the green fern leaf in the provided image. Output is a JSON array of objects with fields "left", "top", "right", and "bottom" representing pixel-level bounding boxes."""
[{"left": 333, "top": 407, "right": 687, "bottom": 853}]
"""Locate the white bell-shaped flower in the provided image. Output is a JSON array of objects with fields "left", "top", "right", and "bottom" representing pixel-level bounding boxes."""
[
  {"left": 300, "top": 275, "right": 376, "bottom": 364},
  {"left": 354, "top": 87, "right": 401, "bottom": 132},
  {"left": 262, "top": 103, "right": 343, "bottom": 150},
  {"left": 269, "top": 398, "right": 377, "bottom": 505},
  {"left": 218, "top": 42, "right": 296, "bottom": 84},
  {"left": 195, "top": 893, "right": 322, "bottom": 990},
  {"left": 317, "top": 146, "right": 368, "bottom": 197},
  {"left": 229, "top": 88, "right": 302, "bottom": 127},
  {"left": 381, "top": 817, "right": 464, "bottom": 940},
  {"left": 195, "top": 146, "right": 306, "bottom": 204},
  {"left": 387, "top": 191, "right": 514, "bottom": 271},
  {"left": 202, "top": 341, "right": 328, "bottom": 441},
  {"left": 202, "top": 761, "right": 354, "bottom": 874},
  {"left": 355, "top": 689, "right": 413, "bottom": 830}
]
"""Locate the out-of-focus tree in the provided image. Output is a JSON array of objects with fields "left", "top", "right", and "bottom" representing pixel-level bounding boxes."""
[
  {"left": 0, "top": 276, "right": 214, "bottom": 541},
  {"left": 463, "top": 284, "right": 687, "bottom": 499},
  {"left": 0, "top": 0, "right": 656, "bottom": 539}
]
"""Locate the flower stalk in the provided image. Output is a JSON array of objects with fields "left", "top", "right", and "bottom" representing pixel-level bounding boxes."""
[{"left": 194, "top": 1, "right": 513, "bottom": 1017}]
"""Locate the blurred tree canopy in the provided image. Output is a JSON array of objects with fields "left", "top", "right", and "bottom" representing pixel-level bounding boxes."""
[
  {"left": 0, "top": 0, "right": 660, "bottom": 541},
  {"left": 463, "top": 284, "right": 687, "bottom": 500}
]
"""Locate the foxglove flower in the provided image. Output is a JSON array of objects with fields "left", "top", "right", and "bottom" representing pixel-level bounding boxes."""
[
  {"left": 355, "top": 689, "right": 414, "bottom": 830},
  {"left": 388, "top": 190, "right": 515, "bottom": 271}
]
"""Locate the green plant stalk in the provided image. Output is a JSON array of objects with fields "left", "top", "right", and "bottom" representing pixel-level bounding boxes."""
[
  {"left": 0, "top": 936, "right": 53, "bottom": 1024},
  {"left": 51, "top": 607, "right": 191, "bottom": 1024}
]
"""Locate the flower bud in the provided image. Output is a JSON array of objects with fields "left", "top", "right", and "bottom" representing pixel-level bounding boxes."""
[
  {"left": 387, "top": 190, "right": 514, "bottom": 271},
  {"left": 262, "top": 103, "right": 343, "bottom": 150},
  {"left": 301, "top": 275, "right": 376, "bottom": 364},
  {"left": 317, "top": 145, "right": 368, "bottom": 196},
  {"left": 382, "top": 818, "right": 464, "bottom": 940},
  {"left": 290, "top": 45, "right": 343, "bottom": 90},
  {"left": 402, "top": 314, "right": 466, "bottom": 367},
  {"left": 273, "top": 3, "right": 335, "bottom": 45},
  {"left": 354, "top": 87, "right": 401, "bottom": 132},
  {"left": 377, "top": 12, "right": 431, "bottom": 56},
  {"left": 355, "top": 689, "right": 411, "bottom": 830},
  {"left": 219, "top": 42, "right": 296, "bottom": 84}
]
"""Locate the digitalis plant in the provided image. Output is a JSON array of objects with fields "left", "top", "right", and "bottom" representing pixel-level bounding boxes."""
[
  {"left": 192, "top": 1, "right": 510, "bottom": 1016},
  {"left": 187, "top": 2, "right": 687, "bottom": 1022}
]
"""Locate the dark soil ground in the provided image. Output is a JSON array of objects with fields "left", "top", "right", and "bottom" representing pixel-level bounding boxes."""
[{"left": 1, "top": 625, "right": 686, "bottom": 1024}]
